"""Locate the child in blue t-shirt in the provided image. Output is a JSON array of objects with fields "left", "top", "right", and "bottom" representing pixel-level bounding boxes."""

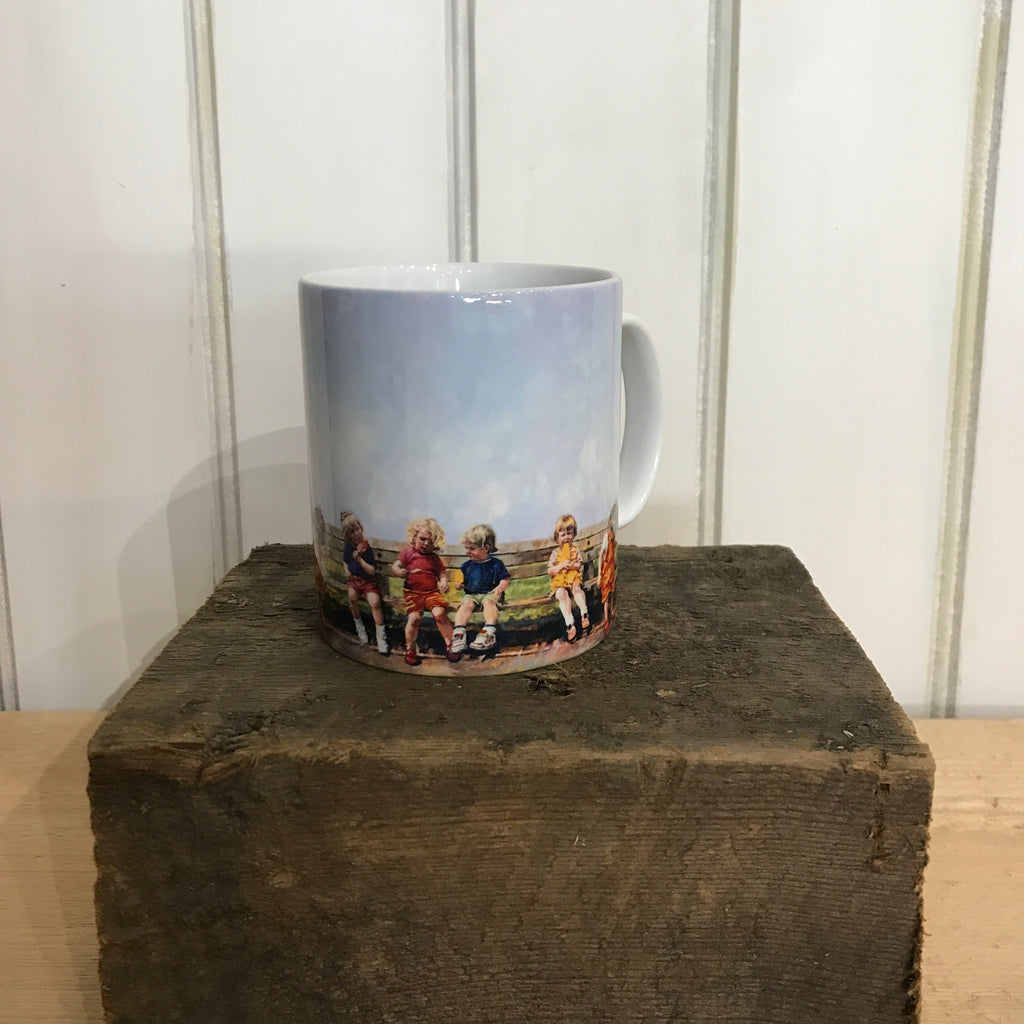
[{"left": 452, "top": 524, "right": 510, "bottom": 654}]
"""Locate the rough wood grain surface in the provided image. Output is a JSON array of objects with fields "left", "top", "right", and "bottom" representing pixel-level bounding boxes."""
[{"left": 89, "top": 544, "right": 933, "bottom": 1024}]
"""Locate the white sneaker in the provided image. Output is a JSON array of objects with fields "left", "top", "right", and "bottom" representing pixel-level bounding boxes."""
[
  {"left": 470, "top": 630, "right": 497, "bottom": 652},
  {"left": 451, "top": 631, "right": 468, "bottom": 655},
  {"left": 375, "top": 626, "right": 390, "bottom": 656},
  {"left": 354, "top": 621, "right": 369, "bottom": 645}
]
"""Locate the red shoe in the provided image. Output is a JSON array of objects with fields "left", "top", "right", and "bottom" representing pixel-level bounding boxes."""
[
  {"left": 446, "top": 644, "right": 461, "bottom": 663},
  {"left": 404, "top": 648, "right": 421, "bottom": 667}
]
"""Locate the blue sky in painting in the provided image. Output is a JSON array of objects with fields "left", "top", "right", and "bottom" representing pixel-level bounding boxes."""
[{"left": 307, "top": 287, "right": 619, "bottom": 546}]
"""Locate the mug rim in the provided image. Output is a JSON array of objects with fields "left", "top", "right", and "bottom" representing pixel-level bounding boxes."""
[{"left": 300, "top": 261, "right": 620, "bottom": 294}]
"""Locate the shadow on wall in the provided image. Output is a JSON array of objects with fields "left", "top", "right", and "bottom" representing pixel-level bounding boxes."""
[
  {"left": 107, "top": 429, "right": 685, "bottom": 710},
  {"left": 110, "top": 427, "right": 310, "bottom": 709}
]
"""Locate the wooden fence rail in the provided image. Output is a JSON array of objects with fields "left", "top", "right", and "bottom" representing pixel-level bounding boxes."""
[{"left": 311, "top": 509, "right": 614, "bottom": 662}]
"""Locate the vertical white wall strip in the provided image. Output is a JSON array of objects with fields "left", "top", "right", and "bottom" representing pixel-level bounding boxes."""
[
  {"left": 696, "top": 0, "right": 741, "bottom": 546},
  {"left": 446, "top": 0, "right": 478, "bottom": 261},
  {"left": 184, "top": 0, "right": 244, "bottom": 581},
  {"left": 0, "top": 507, "right": 18, "bottom": 710},
  {"left": 927, "top": 0, "right": 1012, "bottom": 718}
]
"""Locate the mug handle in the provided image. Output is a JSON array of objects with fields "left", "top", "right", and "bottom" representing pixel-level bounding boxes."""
[{"left": 619, "top": 314, "right": 662, "bottom": 527}]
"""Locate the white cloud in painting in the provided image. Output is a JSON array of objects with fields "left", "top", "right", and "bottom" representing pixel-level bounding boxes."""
[{"left": 317, "top": 288, "right": 619, "bottom": 544}]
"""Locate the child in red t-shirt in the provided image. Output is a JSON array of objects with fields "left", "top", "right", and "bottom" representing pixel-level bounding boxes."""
[{"left": 392, "top": 517, "right": 458, "bottom": 665}]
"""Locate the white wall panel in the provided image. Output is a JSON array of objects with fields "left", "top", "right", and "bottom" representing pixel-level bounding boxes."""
[
  {"left": 475, "top": 0, "right": 708, "bottom": 546},
  {"left": 0, "top": 3, "right": 217, "bottom": 708},
  {"left": 959, "top": 23, "right": 1024, "bottom": 716},
  {"left": 723, "top": 2, "right": 979, "bottom": 713},
  {"left": 213, "top": 0, "right": 450, "bottom": 555},
  {"left": 3, "top": 1, "right": 1021, "bottom": 715}
]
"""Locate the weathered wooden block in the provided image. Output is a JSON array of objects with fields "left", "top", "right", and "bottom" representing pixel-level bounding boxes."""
[{"left": 88, "top": 545, "right": 932, "bottom": 1024}]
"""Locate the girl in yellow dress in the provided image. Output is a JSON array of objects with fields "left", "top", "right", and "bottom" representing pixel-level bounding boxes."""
[{"left": 547, "top": 513, "right": 590, "bottom": 641}]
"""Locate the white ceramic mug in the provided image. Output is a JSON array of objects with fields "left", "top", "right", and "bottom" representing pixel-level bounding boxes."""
[{"left": 299, "top": 263, "right": 661, "bottom": 675}]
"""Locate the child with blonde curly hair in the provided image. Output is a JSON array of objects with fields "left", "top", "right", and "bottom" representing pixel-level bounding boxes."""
[
  {"left": 392, "top": 517, "right": 458, "bottom": 665},
  {"left": 547, "top": 513, "right": 590, "bottom": 641}
]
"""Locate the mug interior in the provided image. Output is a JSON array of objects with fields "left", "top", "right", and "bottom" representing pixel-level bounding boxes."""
[{"left": 301, "top": 262, "right": 616, "bottom": 293}]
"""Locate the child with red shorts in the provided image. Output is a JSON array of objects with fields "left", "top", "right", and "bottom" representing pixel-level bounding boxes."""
[
  {"left": 391, "top": 517, "right": 458, "bottom": 666},
  {"left": 340, "top": 511, "right": 390, "bottom": 655}
]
